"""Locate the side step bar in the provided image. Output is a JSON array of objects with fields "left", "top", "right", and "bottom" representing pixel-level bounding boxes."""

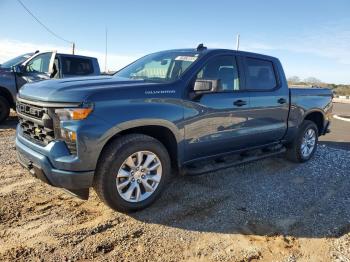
[{"left": 182, "top": 147, "right": 286, "bottom": 176}]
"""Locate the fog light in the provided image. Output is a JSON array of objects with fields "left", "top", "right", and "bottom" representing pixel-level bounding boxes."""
[
  {"left": 60, "top": 129, "right": 77, "bottom": 142},
  {"left": 59, "top": 129, "right": 77, "bottom": 154}
]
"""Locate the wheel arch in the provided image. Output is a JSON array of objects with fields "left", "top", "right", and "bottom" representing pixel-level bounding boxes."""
[
  {"left": 99, "top": 120, "right": 183, "bottom": 170},
  {"left": 0, "top": 86, "right": 15, "bottom": 108},
  {"left": 303, "top": 109, "right": 325, "bottom": 135}
]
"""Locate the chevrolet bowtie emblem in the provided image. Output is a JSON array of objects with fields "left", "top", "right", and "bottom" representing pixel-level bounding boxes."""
[{"left": 34, "top": 128, "right": 41, "bottom": 135}]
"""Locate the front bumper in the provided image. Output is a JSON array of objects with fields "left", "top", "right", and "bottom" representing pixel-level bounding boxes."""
[{"left": 16, "top": 135, "right": 94, "bottom": 199}]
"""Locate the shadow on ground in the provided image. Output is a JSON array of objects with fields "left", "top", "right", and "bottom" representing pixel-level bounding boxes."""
[
  {"left": 319, "top": 140, "right": 350, "bottom": 151},
  {"left": 130, "top": 148, "right": 350, "bottom": 239},
  {"left": 0, "top": 115, "right": 18, "bottom": 130}
]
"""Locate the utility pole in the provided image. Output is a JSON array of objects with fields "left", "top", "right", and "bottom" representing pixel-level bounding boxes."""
[
  {"left": 236, "top": 34, "right": 240, "bottom": 51},
  {"left": 105, "top": 27, "right": 108, "bottom": 73},
  {"left": 72, "top": 42, "right": 75, "bottom": 54}
]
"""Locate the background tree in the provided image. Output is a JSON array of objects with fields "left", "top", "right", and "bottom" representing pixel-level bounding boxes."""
[
  {"left": 304, "top": 77, "right": 322, "bottom": 85},
  {"left": 287, "top": 76, "right": 301, "bottom": 83}
]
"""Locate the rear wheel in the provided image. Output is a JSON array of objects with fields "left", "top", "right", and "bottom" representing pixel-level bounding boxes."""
[
  {"left": 0, "top": 96, "right": 10, "bottom": 124},
  {"left": 93, "top": 134, "right": 171, "bottom": 212},
  {"left": 286, "top": 120, "right": 318, "bottom": 163}
]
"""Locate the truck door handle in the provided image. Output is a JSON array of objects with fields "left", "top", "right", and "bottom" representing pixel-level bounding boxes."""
[
  {"left": 278, "top": 98, "right": 287, "bottom": 104},
  {"left": 233, "top": 100, "right": 247, "bottom": 107}
]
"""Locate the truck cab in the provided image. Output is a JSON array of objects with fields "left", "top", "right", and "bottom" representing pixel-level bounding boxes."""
[{"left": 0, "top": 51, "right": 100, "bottom": 123}]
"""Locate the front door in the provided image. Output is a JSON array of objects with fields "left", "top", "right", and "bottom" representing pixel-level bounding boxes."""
[
  {"left": 16, "top": 52, "right": 56, "bottom": 88},
  {"left": 184, "top": 55, "right": 252, "bottom": 162}
]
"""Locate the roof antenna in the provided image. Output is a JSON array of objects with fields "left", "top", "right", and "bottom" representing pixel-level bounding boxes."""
[
  {"left": 196, "top": 43, "right": 207, "bottom": 51},
  {"left": 104, "top": 27, "right": 108, "bottom": 72},
  {"left": 236, "top": 34, "right": 240, "bottom": 51}
]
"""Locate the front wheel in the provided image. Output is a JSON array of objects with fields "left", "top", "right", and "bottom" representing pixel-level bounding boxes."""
[
  {"left": 93, "top": 134, "right": 171, "bottom": 212},
  {"left": 286, "top": 120, "right": 319, "bottom": 163}
]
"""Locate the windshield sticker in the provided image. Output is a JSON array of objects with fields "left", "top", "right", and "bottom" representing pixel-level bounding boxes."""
[{"left": 175, "top": 56, "right": 198, "bottom": 62}]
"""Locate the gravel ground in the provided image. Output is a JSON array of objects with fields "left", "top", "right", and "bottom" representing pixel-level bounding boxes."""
[{"left": 0, "top": 114, "right": 349, "bottom": 262}]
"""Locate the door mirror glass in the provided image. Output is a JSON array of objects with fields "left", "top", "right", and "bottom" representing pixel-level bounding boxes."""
[{"left": 194, "top": 79, "right": 219, "bottom": 93}]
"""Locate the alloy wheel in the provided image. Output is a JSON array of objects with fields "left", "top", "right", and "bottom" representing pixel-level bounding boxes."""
[
  {"left": 116, "top": 151, "right": 162, "bottom": 202},
  {"left": 301, "top": 128, "right": 316, "bottom": 158}
]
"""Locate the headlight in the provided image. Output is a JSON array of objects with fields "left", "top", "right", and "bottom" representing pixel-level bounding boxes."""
[
  {"left": 55, "top": 106, "right": 93, "bottom": 121},
  {"left": 53, "top": 104, "right": 93, "bottom": 155}
]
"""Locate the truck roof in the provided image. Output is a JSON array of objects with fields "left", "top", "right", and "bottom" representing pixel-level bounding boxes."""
[
  {"left": 56, "top": 53, "right": 98, "bottom": 60},
  {"left": 156, "top": 48, "right": 278, "bottom": 61},
  {"left": 160, "top": 48, "right": 277, "bottom": 59}
]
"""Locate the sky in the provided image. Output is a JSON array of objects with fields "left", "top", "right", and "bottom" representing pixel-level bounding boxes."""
[{"left": 0, "top": 0, "right": 350, "bottom": 84}]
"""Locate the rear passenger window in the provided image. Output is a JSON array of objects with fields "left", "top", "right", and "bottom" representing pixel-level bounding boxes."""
[
  {"left": 245, "top": 58, "right": 277, "bottom": 90},
  {"left": 61, "top": 57, "right": 93, "bottom": 76}
]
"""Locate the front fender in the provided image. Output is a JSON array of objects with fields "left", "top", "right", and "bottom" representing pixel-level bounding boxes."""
[{"left": 90, "top": 98, "right": 185, "bottom": 167}]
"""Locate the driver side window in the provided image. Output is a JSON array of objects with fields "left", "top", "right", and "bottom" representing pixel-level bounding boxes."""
[
  {"left": 25, "top": 53, "right": 52, "bottom": 73},
  {"left": 196, "top": 55, "right": 240, "bottom": 91}
]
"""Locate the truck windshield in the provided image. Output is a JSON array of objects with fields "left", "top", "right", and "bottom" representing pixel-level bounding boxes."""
[
  {"left": 1, "top": 53, "right": 33, "bottom": 68},
  {"left": 114, "top": 51, "right": 200, "bottom": 83}
]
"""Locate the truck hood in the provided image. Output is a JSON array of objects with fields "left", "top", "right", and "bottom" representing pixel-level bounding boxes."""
[
  {"left": 18, "top": 76, "right": 156, "bottom": 103},
  {"left": 0, "top": 67, "right": 12, "bottom": 73}
]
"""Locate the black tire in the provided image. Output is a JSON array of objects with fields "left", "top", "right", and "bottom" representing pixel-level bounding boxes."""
[
  {"left": 286, "top": 120, "right": 319, "bottom": 163},
  {"left": 93, "top": 134, "right": 171, "bottom": 212},
  {"left": 0, "top": 96, "right": 10, "bottom": 124}
]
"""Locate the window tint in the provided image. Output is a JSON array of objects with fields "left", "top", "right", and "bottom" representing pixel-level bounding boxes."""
[
  {"left": 245, "top": 58, "right": 277, "bottom": 90},
  {"left": 26, "top": 53, "right": 52, "bottom": 73},
  {"left": 61, "top": 57, "right": 93, "bottom": 75},
  {"left": 196, "top": 55, "right": 239, "bottom": 91}
]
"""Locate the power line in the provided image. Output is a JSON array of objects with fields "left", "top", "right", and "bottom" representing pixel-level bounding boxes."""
[{"left": 17, "top": 0, "right": 73, "bottom": 45}]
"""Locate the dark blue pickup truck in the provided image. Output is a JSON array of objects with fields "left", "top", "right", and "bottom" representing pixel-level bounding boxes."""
[{"left": 15, "top": 45, "right": 333, "bottom": 212}]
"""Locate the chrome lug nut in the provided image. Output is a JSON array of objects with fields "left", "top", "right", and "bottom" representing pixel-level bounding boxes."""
[
  {"left": 131, "top": 178, "right": 135, "bottom": 182},
  {"left": 137, "top": 179, "right": 141, "bottom": 183},
  {"left": 141, "top": 175, "right": 145, "bottom": 179}
]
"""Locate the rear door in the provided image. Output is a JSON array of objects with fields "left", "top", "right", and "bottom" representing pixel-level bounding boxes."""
[
  {"left": 184, "top": 54, "right": 253, "bottom": 161},
  {"left": 17, "top": 52, "right": 56, "bottom": 88},
  {"left": 243, "top": 56, "right": 289, "bottom": 145}
]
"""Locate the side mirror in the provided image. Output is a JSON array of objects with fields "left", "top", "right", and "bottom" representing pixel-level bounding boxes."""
[
  {"left": 194, "top": 79, "right": 219, "bottom": 93},
  {"left": 12, "top": 64, "right": 24, "bottom": 74}
]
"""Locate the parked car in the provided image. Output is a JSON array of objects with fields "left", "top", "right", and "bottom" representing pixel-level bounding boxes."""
[
  {"left": 15, "top": 45, "right": 332, "bottom": 212},
  {"left": 0, "top": 51, "right": 100, "bottom": 123}
]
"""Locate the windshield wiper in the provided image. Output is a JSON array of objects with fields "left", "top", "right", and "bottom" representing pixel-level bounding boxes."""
[
  {"left": 143, "top": 77, "right": 167, "bottom": 83},
  {"left": 130, "top": 76, "right": 145, "bottom": 80}
]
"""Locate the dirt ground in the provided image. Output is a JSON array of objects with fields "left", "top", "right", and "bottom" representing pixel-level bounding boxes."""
[{"left": 0, "top": 114, "right": 349, "bottom": 262}]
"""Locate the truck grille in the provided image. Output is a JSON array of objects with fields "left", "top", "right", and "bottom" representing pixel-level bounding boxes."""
[
  {"left": 19, "top": 119, "right": 55, "bottom": 146},
  {"left": 17, "top": 101, "right": 55, "bottom": 146}
]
